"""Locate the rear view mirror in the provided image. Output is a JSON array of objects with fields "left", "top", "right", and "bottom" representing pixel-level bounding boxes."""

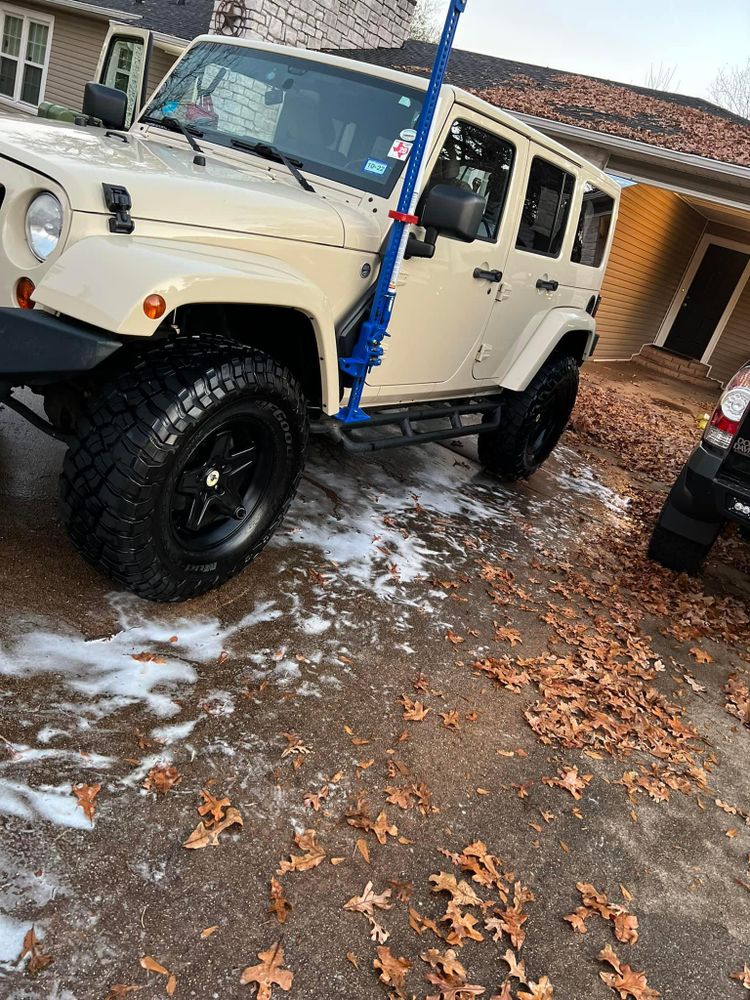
[
  {"left": 421, "top": 184, "right": 485, "bottom": 242},
  {"left": 82, "top": 82, "right": 127, "bottom": 129},
  {"left": 405, "top": 184, "right": 485, "bottom": 260}
]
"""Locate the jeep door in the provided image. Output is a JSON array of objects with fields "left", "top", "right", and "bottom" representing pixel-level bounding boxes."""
[
  {"left": 370, "top": 110, "right": 529, "bottom": 396},
  {"left": 95, "top": 26, "right": 154, "bottom": 128},
  {"left": 473, "top": 145, "right": 581, "bottom": 383}
]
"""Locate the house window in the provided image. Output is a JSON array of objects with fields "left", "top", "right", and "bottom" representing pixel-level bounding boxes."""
[
  {"left": 516, "top": 157, "right": 575, "bottom": 258},
  {"left": 0, "top": 5, "right": 52, "bottom": 107},
  {"left": 427, "top": 120, "right": 515, "bottom": 243},
  {"left": 572, "top": 183, "right": 615, "bottom": 267}
]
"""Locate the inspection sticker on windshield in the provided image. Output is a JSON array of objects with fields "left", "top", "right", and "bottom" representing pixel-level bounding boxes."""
[
  {"left": 400, "top": 129, "right": 417, "bottom": 142},
  {"left": 388, "top": 139, "right": 413, "bottom": 161},
  {"left": 363, "top": 158, "right": 389, "bottom": 176}
]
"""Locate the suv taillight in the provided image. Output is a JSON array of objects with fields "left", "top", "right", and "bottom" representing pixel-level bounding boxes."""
[{"left": 704, "top": 366, "right": 750, "bottom": 450}]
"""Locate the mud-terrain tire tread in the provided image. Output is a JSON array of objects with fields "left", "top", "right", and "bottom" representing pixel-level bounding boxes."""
[
  {"left": 647, "top": 521, "right": 712, "bottom": 575},
  {"left": 59, "top": 335, "right": 308, "bottom": 602},
  {"left": 478, "top": 353, "right": 579, "bottom": 481}
]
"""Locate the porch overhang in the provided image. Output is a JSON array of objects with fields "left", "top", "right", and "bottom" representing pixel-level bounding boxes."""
[{"left": 509, "top": 110, "right": 750, "bottom": 213}]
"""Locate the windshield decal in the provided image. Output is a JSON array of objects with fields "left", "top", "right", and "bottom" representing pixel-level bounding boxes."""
[
  {"left": 388, "top": 139, "right": 413, "bottom": 161},
  {"left": 400, "top": 129, "right": 417, "bottom": 142},
  {"left": 363, "top": 158, "right": 389, "bottom": 176}
]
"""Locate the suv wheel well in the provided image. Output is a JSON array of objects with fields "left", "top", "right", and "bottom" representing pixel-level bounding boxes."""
[
  {"left": 177, "top": 303, "right": 323, "bottom": 412},
  {"left": 553, "top": 329, "right": 592, "bottom": 366}
]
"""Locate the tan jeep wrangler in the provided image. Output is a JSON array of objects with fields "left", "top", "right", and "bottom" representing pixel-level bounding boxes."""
[{"left": 0, "top": 35, "right": 619, "bottom": 602}]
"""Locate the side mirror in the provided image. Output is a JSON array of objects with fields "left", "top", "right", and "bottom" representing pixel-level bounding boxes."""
[
  {"left": 405, "top": 183, "right": 485, "bottom": 260},
  {"left": 82, "top": 82, "right": 127, "bottom": 129}
]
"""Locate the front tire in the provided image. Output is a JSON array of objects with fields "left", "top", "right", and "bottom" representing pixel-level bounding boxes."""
[
  {"left": 59, "top": 337, "right": 308, "bottom": 602},
  {"left": 478, "top": 354, "right": 579, "bottom": 481}
]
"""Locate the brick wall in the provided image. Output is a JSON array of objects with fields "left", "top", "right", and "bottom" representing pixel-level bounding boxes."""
[{"left": 211, "top": 0, "right": 417, "bottom": 51}]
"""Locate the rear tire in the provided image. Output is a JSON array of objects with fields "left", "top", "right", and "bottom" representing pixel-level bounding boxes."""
[
  {"left": 478, "top": 354, "right": 579, "bottom": 481},
  {"left": 647, "top": 522, "right": 713, "bottom": 575},
  {"left": 59, "top": 336, "right": 308, "bottom": 602}
]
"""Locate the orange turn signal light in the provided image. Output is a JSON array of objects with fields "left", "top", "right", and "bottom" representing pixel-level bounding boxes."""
[
  {"left": 16, "top": 277, "right": 35, "bottom": 310},
  {"left": 143, "top": 293, "right": 166, "bottom": 320}
]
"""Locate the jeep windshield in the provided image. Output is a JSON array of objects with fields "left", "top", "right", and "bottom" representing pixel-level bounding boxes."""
[{"left": 139, "top": 41, "right": 425, "bottom": 196}]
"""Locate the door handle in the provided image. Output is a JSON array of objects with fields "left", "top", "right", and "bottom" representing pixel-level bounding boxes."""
[
  {"left": 474, "top": 268, "right": 503, "bottom": 283},
  {"left": 536, "top": 278, "right": 559, "bottom": 292}
]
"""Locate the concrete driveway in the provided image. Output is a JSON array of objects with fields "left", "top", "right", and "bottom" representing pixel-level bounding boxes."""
[{"left": 0, "top": 368, "right": 748, "bottom": 1000}]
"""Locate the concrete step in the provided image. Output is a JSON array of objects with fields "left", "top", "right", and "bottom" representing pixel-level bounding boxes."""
[
  {"left": 632, "top": 352, "right": 720, "bottom": 388},
  {"left": 637, "top": 345, "right": 711, "bottom": 379}
]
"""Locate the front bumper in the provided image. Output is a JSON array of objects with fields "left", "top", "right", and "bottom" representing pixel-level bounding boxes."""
[
  {"left": 0, "top": 307, "right": 122, "bottom": 386},
  {"left": 660, "top": 442, "right": 750, "bottom": 542}
]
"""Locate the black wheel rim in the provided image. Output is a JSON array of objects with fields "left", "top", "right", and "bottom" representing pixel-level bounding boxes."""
[
  {"left": 524, "top": 379, "right": 577, "bottom": 468},
  {"left": 169, "top": 415, "right": 274, "bottom": 553}
]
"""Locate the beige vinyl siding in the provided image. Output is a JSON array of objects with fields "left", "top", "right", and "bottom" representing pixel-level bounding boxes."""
[
  {"left": 145, "top": 47, "right": 176, "bottom": 101},
  {"left": 594, "top": 185, "right": 705, "bottom": 359},
  {"left": 709, "top": 277, "right": 750, "bottom": 385},
  {"left": 19, "top": 2, "right": 107, "bottom": 110}
]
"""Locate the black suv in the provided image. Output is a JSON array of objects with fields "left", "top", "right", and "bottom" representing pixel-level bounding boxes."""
[{"left": 649, "top": 361, "right": 750, "bottom": 574}]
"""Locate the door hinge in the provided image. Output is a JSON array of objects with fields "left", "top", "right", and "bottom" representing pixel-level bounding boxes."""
[
  {"left": 475, "top": 343, "right": 493, "bottom": 364},
  {"left": 102, "top": 183, "right": 135, "bottom": 235}
]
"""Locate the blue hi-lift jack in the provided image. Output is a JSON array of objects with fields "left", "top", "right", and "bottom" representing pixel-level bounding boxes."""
[{"left": 336, "top": 0, "right": 468, "bottom": 425}]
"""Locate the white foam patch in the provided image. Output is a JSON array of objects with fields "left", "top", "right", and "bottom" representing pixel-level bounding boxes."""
[
  {"left": 150, "top": 719, "right": 198, "bottom": 744},
  {"left": 0, "top": 596, "right": 283, "bottom": 720},
  {"left": 0, "top": 913, "right": 27, "bottom": 963},
  {"left": 0, "top": 781, "right": 92, "bottom": 829}
]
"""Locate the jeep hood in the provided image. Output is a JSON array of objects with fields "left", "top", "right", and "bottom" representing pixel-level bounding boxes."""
[{"left": 0, "top": 119, "right": 378, "bottom": 250}]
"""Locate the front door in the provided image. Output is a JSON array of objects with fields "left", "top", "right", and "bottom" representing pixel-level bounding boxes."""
[
  {"left": 664, "top": 243, "right": 749, "bottom": 360},
  {"left": 370, "top": 112, "right": 527, "bottom": 394}
]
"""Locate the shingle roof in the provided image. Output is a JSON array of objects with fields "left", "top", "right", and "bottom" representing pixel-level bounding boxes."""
[
  {"left": 344, "top": 40, "right": 750, "bottom": 168},
  {"left": 92, "top": 0, "right": 214, "bottom": 40}
]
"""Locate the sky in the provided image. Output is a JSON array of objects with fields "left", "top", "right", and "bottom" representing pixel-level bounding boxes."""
[{"left": 451, "top": 0, "right": 749, "bottom": 100}]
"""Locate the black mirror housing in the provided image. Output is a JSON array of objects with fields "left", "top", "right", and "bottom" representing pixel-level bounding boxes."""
[
  {"left": 420, "top": 184, "right": 485, "bottom": 243},
  {"left": 82, "top": 82, "right": 128, "bottom": 130}
]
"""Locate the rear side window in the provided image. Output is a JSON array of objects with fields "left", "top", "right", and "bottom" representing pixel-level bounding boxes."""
[
  {"left": 516, "top": 157, "right": 575, "bottom": 257},
  {"left": 572, "top": 183, "right": 615, "bottom": 267}
]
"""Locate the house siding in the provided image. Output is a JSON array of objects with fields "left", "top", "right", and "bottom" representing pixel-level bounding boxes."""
[
  {"left": 594, "top": 185, "right": 706, "bottom": 360},
  {"left": 19, "top": 2, "right": 107, "bottom": 110},
  {"left": 709, "top": 277, "right": 750, "bottom": 385}
]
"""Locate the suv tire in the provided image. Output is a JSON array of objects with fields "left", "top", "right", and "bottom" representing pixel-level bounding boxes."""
[
  {"left": 478, "top": 354, "right": 579, "bottom": 481},
  {"left": 647, "top": 522, "right": 714, "bottom": 575},
  {"left": 59, "top": 336, "right": 308, "bottom": 602}
]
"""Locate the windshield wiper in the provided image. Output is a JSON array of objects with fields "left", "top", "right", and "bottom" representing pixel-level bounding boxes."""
[
  {"left": 141, "top": 115, "right": 204, "bottom": 154},
  {"left": 230, "top": 138, "right": 315, "bottom": 193}
]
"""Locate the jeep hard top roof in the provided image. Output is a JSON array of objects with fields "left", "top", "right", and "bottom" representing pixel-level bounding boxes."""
[{"left": 180, "top": 34, "right": 619, "bottom": 199}]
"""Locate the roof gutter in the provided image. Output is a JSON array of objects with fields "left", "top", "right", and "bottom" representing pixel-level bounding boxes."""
[{"left": 508, "top": 109, "right": 750, "bottom": 211}]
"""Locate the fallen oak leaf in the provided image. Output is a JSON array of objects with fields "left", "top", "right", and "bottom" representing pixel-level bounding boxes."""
[
  {"left": 613, "top": 912, "right": 639, "bottom": 945},
  {"left": 344, "top": 881, "right": 393, "bottom": 918},
  {"left": 105, "top": 987, "right": 142, "bottom": 1000},
  {"left": 409, "top": 906, "right": 444, "bottom": 939},
  {"left": 72, "top": 783, "right": 101, "bottom": 824},
  {"left": 373, "top": 946, "right": 411, "bottom": 990},
  {"left": 517, "top": 976, "right": 554, "bottom": 999},
  {"left": 689, "top": 647, "right": 712, "bottom": 664},
  {"left": 19, "top": 926, "right": 53, "bottom": 975},
  {"left": 429, "top": 872, "right": 483, "bottom": 907},
  {"left": 277, "top": 829, "right": 326, "bottom": 873},
  {"left": 240, "top": 942, "right": 293, "bottom": 998},
  {"left": 355, "top": 838, "right": 370, "bottom": 863},
  {"left": 440, "top": 711, "right": 461, "bottom": 731},
  {"left": 268, "top": 878, "right": 292, "bottom": 924},
  {"left": 730, "top": 966, "right": 750, "bottom": 988},
  {"left": 197, "top": 790, "right": 231, "bottom": 824},
  {"left": 166, "top": 974, "right": 177, "bottom": 996},
  {"left": 598, "top": 946, "right": 660, "bottom": 999},
  {"left": 200, "top": 926, "right": 219, "bottom": 939},
  {"left": 400, "top": 695, "right": 431, "bottom": 721},
  {"left": 503, "top": 949, "right": 527, "bottom": 983},
  {"left": 143, "top": 765, "right": 181, "bottom": 794},
  {"left": 140, "top": 956, "right": 169, "bottom": 976},
  {"left": 183, "top": 807, "right": 243, "bottom": 849},
  {"left": 542, "top": 768, "right": 592, "bottom": 801}
]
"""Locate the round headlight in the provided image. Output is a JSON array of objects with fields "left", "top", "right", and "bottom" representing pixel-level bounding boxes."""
[{"left": 25, "top": 192, "right": 63, "bottom": 262}]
